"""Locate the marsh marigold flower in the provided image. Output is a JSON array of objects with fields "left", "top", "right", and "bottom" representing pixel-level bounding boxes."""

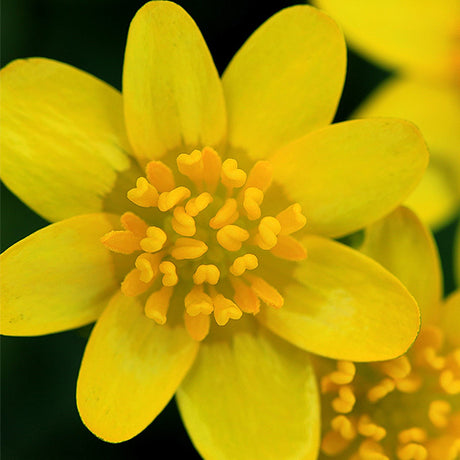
[
  {"left": 1, "top": 2, "right": 429, "bottom": 458},
  {"left": 313, "top": 0, "right": 460, "bottom": 230},
  {"left": 317, "top": 207, "right": 460, "bottom": 460}
]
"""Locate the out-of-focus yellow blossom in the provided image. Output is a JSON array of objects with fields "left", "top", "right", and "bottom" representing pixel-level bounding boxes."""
[
  {"left": 1, "top": 3, "right": 429, "bottom": 458},
  {"left": 313, "top": 0, "right": 460, "bottom": 229},
  {"left": 316, "top": 207, "right": 460, "bottom": 460}
]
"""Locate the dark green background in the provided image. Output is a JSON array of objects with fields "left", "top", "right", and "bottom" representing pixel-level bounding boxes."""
[{"left": 1, "top": 1, "right": 457, "bottom": 458}]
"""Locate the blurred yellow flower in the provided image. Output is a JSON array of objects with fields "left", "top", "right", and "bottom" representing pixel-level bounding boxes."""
[
  {"left": 1, "top": 2, "right": 429, "bottom": 457},
  {"left": 316, "top": 207, "right": 460, "bottom": 460},
  {"left": 313, "top": 0, "right": 460, "bottom": 229}
]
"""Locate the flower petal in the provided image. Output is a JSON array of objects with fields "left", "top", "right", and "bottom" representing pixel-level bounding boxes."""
[
  {"left": 441, "top": 290, "right": 460, "bottom": 346},
  {"left": 222, "top": 5, "right": 346, "bottom": 160},
  {"left": 269, "top": 119, "right": 429, "bottom": 238},
  {"left": 0, "top": 213, "right": 120, "bottom": 336},
  {"left": 257, "top": 235, "right": 420, "bottom": 362},
  {"left": 77, "top": 292, "right": 199, "bottom": 443},
  {"left": 177, "top": 323, "right": 319, "bottom": 460},
  {"left": 0, "top": 58, "right": 135, "bottom": 222},
  {"left": 313, "top": 0, "right": 460, "bottom": 82},
  {"left": 123, "top": 1, "right": 226, "bottom": 161},
  {"left": 456, "top": 223, "right": 460, "bottom": 287},
  {"left": 354, "top": 77, "right": 460, "bottom": 228},
  {"left": 360, "top": 207, "right": 442, "bottom": 324}
]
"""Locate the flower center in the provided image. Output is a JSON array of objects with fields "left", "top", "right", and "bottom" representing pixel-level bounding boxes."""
[
  {"left": 101, "top": 147, "right": 307, "bottom": 341},
  {"left": 318, "top": 325, "right": 460, "bottom": 460}
]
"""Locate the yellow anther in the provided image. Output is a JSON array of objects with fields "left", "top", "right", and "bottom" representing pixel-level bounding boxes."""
[
  {"left": 216, "top": 225, "right": 249, "bottom": 252},
  {"left": 379, "top": 356, "right": 412, "bottom": 380},
  {"left": 255, "top": 216, "right": 281, "bottom": 250},
  {"left": 246, "top": 274, "right": 284, "bottom": 309},
  {"left": 358, "top": 415, "right": 387, "bottom": 441},
  {"left": 201, "top": 146, "right": 222, "bottom": 192},
  {"left": 127, "top": 177, "right": 159, "bottom": 207},
  {"left": 276, "top": 203, "right": 307, "bottom": 235},
  {"left": 242, "top": 187, "right": 264, "bottom": 220},
  {"left": 209, "top": 199, "right": 239, "bottom": 229},
  {"left": 230, "top": 277, "right": 260, "bottom": 314},
  {"left": 358, "top": 439, "right": 389, "bottom": 460},
  {"left": 212, "top": 293, "right": 242, "bottom": 326},
  {"left": 329, "top": 361, "right": 356, "bottom": 385},
  {"left": 221, "top": 158, "right": 247, "bottom": 190},
  {"left": 367, "top": 378, "right": 396, "bottom": 403},
  {"left": 177, "top": 149, "right": 204, "bottom": 186},
  {"left": 159, "top": 261, "right": 178, "bottom": 287},
  {"left": 184, "top": 312, "right": 211, "bottom": 341},
  {"left": 321, "top": 375, "right": 338, "bottom": 394},
  {"left": 395, "top": 373, "right": 422, "bottom": 393},
  {"left": 158, "top": 186, "right": 191, "bottom": 212},
  {"left": 184, "top": 285, "right": 214, "bottom": 316},
  {"left": 140, "top": 226, "right": 167, "bottom": 253},
  {"left": 229, "top": 254, "right": 258, "bottom": 277},
  {"left": 397, "top": 443, "right": 428, "bottom": 460},
  {"left": 171, "top": 206, "right": 196, "bottom": 237},
  {"left": 270, "top": 235, "right": 307, "bottom": 261},
  {"left": 101, "top": 230, "right": 141, "bottom": 254},
  {"left": 440, "top": 369, "right": 460, "bottom": 394},
  {"left": 185, "top": 192, "right": 213, "bottom": 217},
  {"left": 321, "top": 430, "right": 350, "bottom": 456},
  {"left": 193, "top": 264, "right": 220, "bottom": 285},
  {"left": 420, "top": 346, "right": 446, "bottom": 370},
  {"left": 331, "top": 415, "right": 356, "bottom": 440},
  {"left": 135, "top": 253, "right": 162, "bottom": 283},
  {"left": 120, "top": 212, "right": 148, "bottom": 237},
  {"left": 428, "top": 400, "right": 451, "bottom": 428},
  {"left": 332, "top": 386, "right": 356, "bottom": 414},
  {"left": 171, "top": 238, "right": 208, "bottom": 260},
  {"left": 398, "top": 428, "right": 427, "bottom": 445},
  {"left": 121, "top": 268, "right": 153, "bottom": 297},
  {"left": 244, "top": 160, "right": 273, "bottom": 192},
  {"left": 144, "top": 286, "right": 173, "bottom": 325},
  {"left": 146, "top": 160, "right": 175, "bottom": 192}
]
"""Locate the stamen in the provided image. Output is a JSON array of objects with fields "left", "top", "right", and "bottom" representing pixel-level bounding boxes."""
[
  {"left": 230, "top": 277, "right": 260, "bottom": 314},
  {"left": 244, "top": 160, "right": 273, "bottom": 192},
  {"left": 221, "top": 158, "right": 247, "bottom": 191},
  {"left": 140, "top": 226, "right": 167, "bottom": 253},
  {"left": 212, "top": 293, "right": 242, "bottom": 326},
  {"left": 201, "top": 146, "right": 222, "bottom": 192},
  {"left": 398, "top": 428, "right": 427, "bottom": 445},
  {"left": 397, "top": 443, "right": 428, "bottom": 460},
  {"left": 184, "top": 285, "right": 214, "bottom": 316},
  {"left": 229, "top": 254, "right": 258, "bottom": 277},
  {"left": 177, "top": 149, "right": 204, "bottom": 187},
  {"left": 270, "top": 235, "right": 307, "bottom": 261},
  {"left": 245, "top": 274, "right": 284, "bottom": 309},
  {"left": 144, "top": 286, "right": 173, "bottom": 325},
  {"left": 121, "top": 268, "right": 153, "bottom": 297},
  {"left": 193, "top": 264, "right": 220, "bottom": 285},
  {"left": 379, "top": 356, "right": 412, "bottom": 380},
  {"left": 184, "top": 312, "right": 210, "bottom": 341},
  {"left": 120, "top": 212, "right": 148, "bottom": 237},
  {"left": 158, "top": 186, "right": 192, "bottom": 212},
  {"left": 358, "top": 415, "right": 386, "bottom": 441},
  {"left": 328, "top": 361, "right": 356, "bottom": 385},
  {"left": 321, "top": 430, "right": 350, "bottom": 456},
  {"left": 367, "top": 378, "right": 396, "bottom": 403},
  {"left": 428, "top": 400, "right": 451, "bottom": 428},
  {"left": 394, "top": 373, "right": 422, "bottom": 393},
  {"left": 185, "top": 192, "right": 213, "bottom": 217},
  {"left": 331, "top": 415, "right": 357, "bottom": 440},
  {"left": 358, "top": 439, "right": 388, "bottom": 460},
  {"left": 159, "top": 261, "right": 178, "bottom": 286},
  {"left": 135, "top": 253, "right": 162, "bottom": 283},
  {"left": 440, "top": 369, "right": 460, "bottom": 394},
  {"left": 146, "top": 160, "right": 175, "bottom": 192},
  {"left": 171, "top": 238, "right": 208, "bottom": 260},
  {"left": 242, "top": 187, "right": 264, "bottom": 220},
  {"left": 255, "top": 216, "right": 281, "bottom": 250},
  {"left": 101, "top": 230, "right": 141, "bottom": 254},
  {"left": 209, "top": 199, "right": 239, "bottom": 229},
  {"left": 171, "top": 206, "right": 196, "bottom": 236},
  {"left": 332, "top": 386, "right": 356, "bottom": 414},
  {"left": 276, "top": 203, "right": 307, "bottom": 235},
  {"left": 216, "top": 225, "right": 249, "bottom": 251},
  {"left": 127, "top": 177, "right": 159, "bottom": 207}
]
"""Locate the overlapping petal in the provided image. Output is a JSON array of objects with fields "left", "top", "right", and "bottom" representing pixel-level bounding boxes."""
[
  {"left": 257, "top": 235, "right": 420, "bottom": 362},
  {"left": 360, "top": 207, "right": 442, "bottom": 323},
  {"left": 0, "top": 58, "right": 135, "bottom": 222},
  {"left": 177, "top": 323, "right": 319, "bottom": 460},
  {"left": 441, "top": 290, "right": 460, "bottom": 346},
  {"left": 223, "top": 5, "right": 346, "bottom": 160},
  {"left": 123, "top": 1, "right": 226, "bottom": 162},
  {"left": 77, "top": 292, "right": 199, "bottom": 443},
  {"left": 0, "top": 214, "right": 120, "bottom": 336},
  {"left": 269, "top": 119, "right": 429, "bottom": 238}
]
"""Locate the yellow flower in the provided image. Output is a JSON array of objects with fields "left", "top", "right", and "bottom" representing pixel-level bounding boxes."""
[
  {"left": 313, "top": 0, "right": 460, "bottom": 229},
  {"left": 317, "top": 207, "right": 460, "bottom": 460},
  {"left": 1, "top": 2, "right": 428, "bottom": 457}
]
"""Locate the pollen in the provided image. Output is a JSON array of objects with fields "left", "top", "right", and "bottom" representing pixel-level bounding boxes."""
[{"left": 101, "top": 147, "right": 307, "bottom": 341}]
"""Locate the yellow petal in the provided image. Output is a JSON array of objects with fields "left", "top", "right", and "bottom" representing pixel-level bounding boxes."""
[
  {"left": 257, "top": 235, "right": 420, "bottom": 362},
  {"left": 0, "top": 58, "right": 136, "bottom": 222},
  {"left": 441, "top": 290, "right": 460, "bottom": 346},
  {"left": 223, "top": 5, "right": 345, "bottom": 160},
  {"left": 456, "top": 223, "right": 460, "bottom": 287},
  {"left": 123, "top": 1, "right": 226, "bottom": 161},
  {"left": 77, "top": 292, "right": 198, "bottom": 443},
  {"left": 176, "top": 324, "right": 319, "bottom": 460},
  {"left": 313, "top": 0, "right": 460, "bottom": 82},
  {"left": 360, "top": 206, "right": 442, "bottom": 324},
  {"left": 353, "top": 77, "right": 460, "bottom": 229},
  {"left": 0, "top": 213, "right": 120, "bottom": 336},
  {"left": 269, "top": 119, "right": 428, "bottom": 238}
]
